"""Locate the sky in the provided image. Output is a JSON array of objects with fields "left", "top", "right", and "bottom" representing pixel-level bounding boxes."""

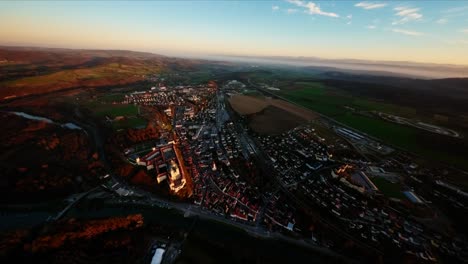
[{"left": 1, "top": 0, "right": 468, "bottom": 65}]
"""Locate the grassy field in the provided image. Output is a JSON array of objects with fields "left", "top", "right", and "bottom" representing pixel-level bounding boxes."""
[
  {"left": 112, "top": 117, "right": 147, "bottom": 130},
  {"left": 91, "top": 104, "right": 139, "bottom": 118},
  {"left": 279, "top": 82, "right": 348, "bottom": 117},
  {"left": 279, "top": 81, "right": 418, "bottom": 118},
  {"left": 81, "top": 97, "right": 145, "bottom": 130},
  {"left": 371, "top": 177, "right": 405, "bottom": 199},
  {"left": 277, "top": 81, "right": 468, "bottom": 169},
  {"left": 334, "top": 113, "right": 417, "bottom": 148}
]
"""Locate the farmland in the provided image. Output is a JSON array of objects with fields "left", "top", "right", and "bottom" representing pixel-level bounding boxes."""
[
  {"left": 78, "top": 93, "right": 147, "bottom": 130},
  {"left": 228, "top": 94, "right": 319, "bottom": 135},
  {"left": 228, "top": 95, "right": 268, "bottom": 115},
  {"left": 112, "top": 117, "right": 147, "bottom": 130},
  {"left": 229, "top": 94, "right": 319, "bottom": 121},
  {"left": 249, "top": 106, "right": 305, "bottom": 135},
  {"left": 276, "top": 81, "right": 468, "bottom": 169}
]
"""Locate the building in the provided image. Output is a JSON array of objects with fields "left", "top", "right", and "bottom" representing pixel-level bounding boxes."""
[
  {"left": 150, "top": 248, "right": 165, "bottom": 264},
  {"left": 403, "top": 191, "right": 424, "bottom": 204}
]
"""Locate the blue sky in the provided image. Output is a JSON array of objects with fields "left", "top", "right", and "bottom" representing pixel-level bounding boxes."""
[{"left": 1, "top": 1, "right": 468, "bottom": 64}]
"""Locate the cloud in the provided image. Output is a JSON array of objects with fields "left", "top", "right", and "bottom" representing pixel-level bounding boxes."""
[
  {"left": 392, "top": 28, "right": 424, "bottom": 36},
  {"left": 286, "top": 0, "right": 304, "bottom": 6},
  {"left": 272, "top": 5, "right": 280, "bottom": 11},
  {"left": 287, "top": 8, "right": 298, "bottom": 14},
  {"left": 441, "top": 6, "right": 468, "bottom": 19},
  {"left": 286, "top": 0, "right": 339, "bottom": 17},
  {"left": 442, "top": 6, "right": 468, "bottom": 14},
  {"left": 367, "top": 25, "right": 376, "bottom": 29},
  {"left": 346, "top": 14, "right": 352, "bottom": 25},
  {"left": 460, "top": 28, "right": 468, "bottom": 34},
  {"left": 393, "top": 6, "right": 423, "bottom": 25},
  {"left": 355, "top": 2, "right": 387, "bottom": 10},
  {"left": 436, "top": 18, "right": 448, "bottom": 24}
]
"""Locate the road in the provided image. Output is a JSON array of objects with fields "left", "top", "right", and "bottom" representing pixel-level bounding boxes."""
[
  {"left": 103, "top": 186, "right": 353, "bottom": 262},
  {"left": 1, "top": 84, "right": 355, "bottom": 262},
  {"left": 224, "top": 82, "right": 384, "bottom": 255},
  {"left": 53, "top": 186, "right": 101, "bottom": 220}
]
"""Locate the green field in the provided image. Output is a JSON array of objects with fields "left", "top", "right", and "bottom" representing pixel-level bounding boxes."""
[
  {"left": 371, "top": 177, "right": 405, "bottom": 199},
  {"left": 112, "top": 117, "right": 147, "bottom": 130},
  {"left": 334, "top": 113, "right": 417, "bottom": 148},
  {"left": 279, "top": 82, "right": 417, "bottom": 118},
  {"left": 81, "top": 98, "right": 145, "bottom": 130},
  {"left": 277, "top": 81, "right": 468, "bottom": 169},
  {"left": 279, "top": 82, "right": 348, "bottom": 116},
  {"left": 84, "top": 102, "right": 139, "bottom": 118}
]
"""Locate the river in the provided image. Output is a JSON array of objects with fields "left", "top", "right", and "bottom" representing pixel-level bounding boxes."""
[{"left": 6, "top": 111, "right": 84, "bottom": 131}]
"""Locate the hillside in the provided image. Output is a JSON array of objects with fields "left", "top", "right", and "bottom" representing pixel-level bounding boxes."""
[
  {"left": 0, "top": 47, "right": 200, "bottom": 99},
  {"left": 317, "top": 72, "right": 468, "bottom": 114}
]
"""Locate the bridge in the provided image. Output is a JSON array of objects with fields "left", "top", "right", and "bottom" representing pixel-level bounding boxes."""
[{"left": 52, "top": 186, "right": 100, "bottom": 221}]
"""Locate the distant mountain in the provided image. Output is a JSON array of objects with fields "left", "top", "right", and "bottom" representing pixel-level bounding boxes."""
[{"left": 209, "top": 54, "right": 468, "bottom": 79}]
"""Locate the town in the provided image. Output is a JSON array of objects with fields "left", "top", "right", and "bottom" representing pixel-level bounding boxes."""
[{"left": 95, "top": 76, "right": 467, "bottom": 263}]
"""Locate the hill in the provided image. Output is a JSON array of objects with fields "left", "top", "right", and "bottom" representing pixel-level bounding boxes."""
[
  {"left": 317, "top": 72, "right": 468, "bottom": 114},
  {"left": 0, "top": 46, "right": 201, "bottom": 99}
]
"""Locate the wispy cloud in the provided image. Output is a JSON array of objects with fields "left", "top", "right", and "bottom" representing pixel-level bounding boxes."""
[
  {"left": 345, "top": 14, "right": 352, "bottom": 25},
  {"left": 355, "top": 2, "right": 387, "bottom": 10},
  {"left": 287, "top": 8, "right": 298, "bottom": 14},
  {"left": 272, "top": 5, "right": 280, "bottom": 11},
  {"left": 367, "top": 25, "right": 377, "bottom": 29},
  {"left": 286, "top": 0, "right": 339, "bottom": 17},
  {"left": 392, "top": 28, "right": 424, "bottom": 36},
  {"left": 460, "top": 28, "right": 468, "bottom": 34},
  {"left": 442, "top": 6, "right": 468, "bottom": 14},
  {"left": 441, "top": 6, "right": 468, "bottom": 19},
  {"left": 435, "top": 18, "right": 448, "bottom": 25},
  {"left": 392, "top": 6, "right": 423, "bottom": 25}
]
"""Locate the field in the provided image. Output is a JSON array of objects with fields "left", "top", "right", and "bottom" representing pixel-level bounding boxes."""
[
  {"left": 276, "top": 81, "right": 468, "bottom": 169},
  {"left": 228, "top": 95, "right": 268, "bottom": 115},
  {"left": 249, "top": 106, "right": 305, "bottom": 135},
  {"left": 229, "top": 94, "right": 319, "bottom": 121},
  {"left": 78, "top": 93, "right": 147, "bottom": 130},
  {"left": 82, "top": 100, "right": 139, "bottom": 118},
  {"left": 228, "top": 94, "right": 320, "bottom": 135},
  {"left": 112, "top": 117, "right": 147, "bottom": 130},
  {"left": 371, "top": 177, "right": 405, "bottom": 199}
]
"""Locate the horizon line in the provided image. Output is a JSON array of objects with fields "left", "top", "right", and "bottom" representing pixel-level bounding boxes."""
[{"left": 2, "top": 42, "right": 468, "bottom": 68}]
